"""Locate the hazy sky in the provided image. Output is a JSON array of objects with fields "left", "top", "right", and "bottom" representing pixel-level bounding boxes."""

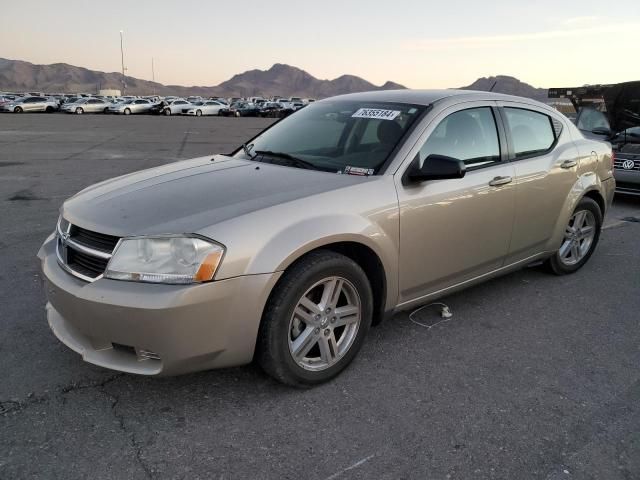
[{"left": 2, "top": 0, "right": 639, "bottom": 88}]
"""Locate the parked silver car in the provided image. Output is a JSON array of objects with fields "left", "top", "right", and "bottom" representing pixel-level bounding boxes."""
[
  {"left": 185, "top": 100, "right": 226, "bottom": 116},
  {"left": 0, "top": 96, "right": 58, "bottom": 113},
  {"left": 38, "top": 90, "right": 615, "bottom": 386},
  {"left": 163, "top": 99, "right": 192, "bottom": 116},
  {"left": 61, "top": 98, "right": 111, "bottom": 114},
  {"left": 107, "top": 99, "right": 153, "bottom": 115}
]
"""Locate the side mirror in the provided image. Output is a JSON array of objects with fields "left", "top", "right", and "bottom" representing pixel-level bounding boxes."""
[
  {"left": 404, "top": 154, "right": 466, "bottom": 184},
  {"left": 591, "top": 126, "right": 612, "bottom": 137}
]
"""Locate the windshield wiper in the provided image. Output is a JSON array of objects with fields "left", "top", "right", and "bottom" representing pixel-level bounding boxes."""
[{"left": 254, "top": 150, "right": 320, "bottom": 170}]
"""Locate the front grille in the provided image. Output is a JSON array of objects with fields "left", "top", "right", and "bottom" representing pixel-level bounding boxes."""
[
  {"left": 57, "top": 221, "right": 120, "bottom": 282},
  {"left": 614, "top": 156, "right": 640, "bottom": 171},
  {"left": 67, "top": 247, "right": 109, "bottom": 278},
  {"left": 70, "top": 225, "right": 120, "bottom": 252}
]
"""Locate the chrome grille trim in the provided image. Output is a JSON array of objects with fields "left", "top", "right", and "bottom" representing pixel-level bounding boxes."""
[
  {"left": 56, "top": 218, "right": 120, "bottom": 283},
  {"left": 56, "top": 238, "right": 102, "bottom": 283},
  {"left": 65, "top": 237, "right": 113, "bottom": 260}
]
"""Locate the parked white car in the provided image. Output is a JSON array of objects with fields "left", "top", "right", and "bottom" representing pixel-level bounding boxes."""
[
  {"left": 185, "top": 100, "right": 226, "bottom": 116},
  {"left": 163, "top": 99, "right": 192, "bottom": 116},
  {"left": 0, "top": 96, "right": 58, "bottom": 113},
  {"left": 61, "top": 98, "right": 110, "bottom": 114}
]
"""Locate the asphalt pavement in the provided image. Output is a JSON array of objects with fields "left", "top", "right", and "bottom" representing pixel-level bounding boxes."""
[{"left": 1, "top": 114, "right": 639, "bottom": 480}]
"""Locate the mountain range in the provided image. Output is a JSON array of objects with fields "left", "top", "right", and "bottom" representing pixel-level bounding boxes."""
[
  {"left": 0, "top": 58, "right": 405, "bottom": 99},
  {"left": 0, "top": 57, "right": 548, "bottom": 101}
]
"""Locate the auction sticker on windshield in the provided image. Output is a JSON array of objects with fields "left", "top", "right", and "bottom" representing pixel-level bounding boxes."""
[{"left": 352, "top": 108, "right": 401, "bottom": 120}]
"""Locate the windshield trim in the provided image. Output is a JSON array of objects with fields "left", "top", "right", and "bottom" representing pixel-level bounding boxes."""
[{"left": 230, "top": 100, "right": 429, "bottom": 175}]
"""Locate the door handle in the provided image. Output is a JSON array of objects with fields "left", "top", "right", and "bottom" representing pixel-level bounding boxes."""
[
  {"left": 488, "top": 176, "right": 513, "bottom": 187},
  {"left": 560, "top": 159, "right": 577, "bottom": 169}
]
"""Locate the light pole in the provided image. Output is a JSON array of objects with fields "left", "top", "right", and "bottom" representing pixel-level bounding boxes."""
[
  {"left": 151, "top": 57, "right": 155, "bottom": 95},
  {"left": 119, "top": 30, "right": 126, "bottom": 96}
]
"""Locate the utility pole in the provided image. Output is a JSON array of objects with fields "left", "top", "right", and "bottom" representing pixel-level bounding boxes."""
[
  {"left": 119, "top": 30, "right": 126, "bottom": 96},
  {"left": 151, "top": 57, "right": 156, "bottom": 95}
]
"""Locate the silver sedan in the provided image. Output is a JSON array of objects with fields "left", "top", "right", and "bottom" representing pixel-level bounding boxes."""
[
  {"left": 0, "top": 96, "right": 58, "bottom": 113},
  {"left": 61, "top": 98, "right": 111, "bottom": 114},
  {"left": 185, "top": 100, "right": 226, "bottom": 116},
  {"left": 163, "top": 99, "right": 192, "bottom": 116},
  {"left": 107, "top": 99, "right": 154, "bottom": 115}
]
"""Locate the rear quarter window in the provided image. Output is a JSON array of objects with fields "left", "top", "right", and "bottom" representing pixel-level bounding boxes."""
[{"left": 504, "top": 108, "right": 556, "bottom": 158}]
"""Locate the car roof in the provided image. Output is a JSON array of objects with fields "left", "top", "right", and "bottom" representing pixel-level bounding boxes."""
[{"left": 324, "top": 89, "right": 548, "bottom": 108}]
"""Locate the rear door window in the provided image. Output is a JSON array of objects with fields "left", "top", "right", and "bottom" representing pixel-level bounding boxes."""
[{"left": 503, "top": 108, "right": 556, "bottom": 158}]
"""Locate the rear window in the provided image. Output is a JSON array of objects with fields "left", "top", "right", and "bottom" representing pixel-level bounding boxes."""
[{"left": 504, "top": 108, "right": 556, "bottom": 158}]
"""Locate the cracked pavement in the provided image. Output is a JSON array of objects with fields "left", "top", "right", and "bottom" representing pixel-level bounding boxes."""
[{"left": 1, "top": 115, "right": 639, "bottom": 479}]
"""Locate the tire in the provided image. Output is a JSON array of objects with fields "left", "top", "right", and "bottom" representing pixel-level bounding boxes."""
[
  {"left": 196, "top": 109, "right": 202, "bottom": 117},
  {"left": 14, "top": 106, "right": 22, "bottom": 113},
  {"left": 124, "top": 108, "right": 131, "bottom": 115},
  {"left": 45, "top": 106, "right": 54, "bottom": 113},
  {"left": 234, "top": 111, "right": 241, "bottom": 117},
  {"left": 257, "top": 250, "right": 373, "bottom": 387},
  {"left": 103, "top": 107, "right": 109, "bottom": 113},
  {"left": 545, "top": 197, "right": 602, "bottom": 275},
  {"left": 164, "top": 108, "right": 171, "bottom": 116},
  {"left": 75, "top": 107, "right": 84, "bottom": 115}
]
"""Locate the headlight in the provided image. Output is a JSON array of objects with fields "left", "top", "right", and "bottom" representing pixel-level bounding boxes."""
[{"left": 104, "top": 236, "right": 225, "bottom": 284}]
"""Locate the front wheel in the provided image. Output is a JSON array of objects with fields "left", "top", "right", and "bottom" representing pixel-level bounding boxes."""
[
  {"left": 14, "top": 106, "right": 23, "bottom": 113},
  {"left": 257, "top": 250, "right": 373, "bottom": 387},
  {"left": 75, "top": 107, "right": 84, "bottom": 115},
  {"left": 196, "top": 109, "right": 202, "bottom": 117},
  {"left": 164, "top": 108, "right": 171, "bottom": 116},
  {"left": 46, "top": 106, "right": 54, "bottom": 113},
  {"left": 545, "top": 197, "right": 602, "bottom": 275},
  {"left": 124, "top": 108, "right": 131, "bottom": 115}
]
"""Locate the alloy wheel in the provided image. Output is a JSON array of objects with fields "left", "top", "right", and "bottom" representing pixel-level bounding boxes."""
[
  {"left": 558, "top": 209, "right": 596, "bottom": 266},
  {"left": 288, "top": 276, "right": 361, "bottom": 371}
]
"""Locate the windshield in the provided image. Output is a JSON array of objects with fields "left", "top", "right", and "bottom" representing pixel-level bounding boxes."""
[{"left": 234, "top": 100, "right": 425, "bottom": 174}]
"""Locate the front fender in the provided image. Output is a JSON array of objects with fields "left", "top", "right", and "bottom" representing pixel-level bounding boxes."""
[{"left": 248, "top": 213, "right": 399, "bottom": 315}]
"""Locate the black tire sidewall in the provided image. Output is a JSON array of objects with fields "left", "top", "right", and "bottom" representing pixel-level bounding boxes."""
[
  {"left": 258, "top": 251, "right": 373, "bottom": 386},
  {"left": 549, "top": 197, "right": 602, "bottom": 274}
]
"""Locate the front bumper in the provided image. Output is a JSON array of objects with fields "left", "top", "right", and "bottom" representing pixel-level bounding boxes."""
[
  {"left": 38, "top": 235, "right": 281, "bottom": 376},
  {"left": 614, "top": 169, "right": 640, "bottom": 196}
]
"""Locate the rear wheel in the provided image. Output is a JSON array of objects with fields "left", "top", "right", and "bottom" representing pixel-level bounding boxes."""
[
  {"left": 75, "top": 107, "right": 84, "bottom": 115},
  {"left": 234, "top": 111, "right": 241, "bottom": 117},
  {"left": 546, "top": 197, "right": 602, "bottom": 275},
  {"left": 257, "top": 250, "right": 373, "bottom": 387},
  {"left": 124, "top": 108, "right": 131, "bottom": 115}
]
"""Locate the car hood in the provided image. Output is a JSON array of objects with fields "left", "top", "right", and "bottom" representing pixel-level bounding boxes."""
[{"left": 62, "top": 155, "right": 368, "bottom": 237}]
